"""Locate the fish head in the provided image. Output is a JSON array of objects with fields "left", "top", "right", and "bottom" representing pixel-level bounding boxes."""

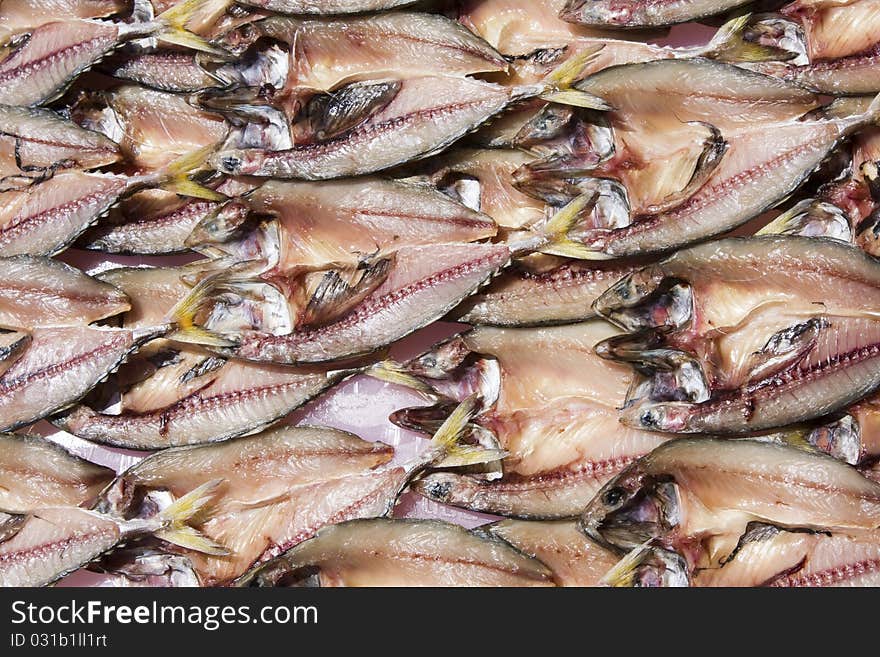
[
  {"left": 210, "top": 149, "right": 262, "bottom": 176},
  {"left": 186, "top": 200, "right": 253, "bottom": 246},
  {"left": 620, "top": 401, "right": 694, "bottom": 432},
  {"left": 402, "top": 336, "right": 474, "bottom": 380},
  {"left": 214, "top": 21, "right": 262, "bottom": 56},
  {"left": 581, "top": 469, "right": 682, "bottom": 553},
  {"left": 592, "top": 266, "right": 693, "bottom": 332},
  {"left": 559, "top": 0, "right": 637, "bottom": 27}
]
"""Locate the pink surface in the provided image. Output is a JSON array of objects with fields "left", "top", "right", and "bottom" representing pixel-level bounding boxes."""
[{"left": 46, "top": 21, "right": 711, "bottom": 586}]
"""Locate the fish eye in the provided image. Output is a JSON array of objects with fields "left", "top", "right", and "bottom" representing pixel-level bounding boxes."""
[
  {"left": 602, "top": 487, "right": 626, "bottom": 507},
  {"left": 221, "top": 156, "right": 242, "bottom": 173}
]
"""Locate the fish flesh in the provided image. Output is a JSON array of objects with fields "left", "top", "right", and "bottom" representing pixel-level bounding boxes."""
[
  {"left": 580, "top": 438, "right": 880, "bottom": 568},
  {"left": 0, "top": 324, "right": 165, "bottom": 431},
  {"left": 753, "top": 0, "right": 880, "bottom": 93},
  {"left": 73, "top": 84, "right": 228, "bottom": 171},
  {"left": 0, "top": 255, "right": 129, "bottom": 327},
  {"left": 394, "top": 321, "right": 669, "bottom": 518},
  {"left": 0, "top": 480, "right": 226, "bottom": 587},
  {"left": 0, "top": 433, "right": 114, "bottom": 513},
  {"left": 0, "top": 0, "right": 125, "bottom": 45},
  {"left": 175, "top": 243, "right": 511, "bottom": 365},
  {"left": 213, "top": 12, "right": 507, "bottom": 92},
  {"left": 486, "top": 519, "right": 620, "bottom": 586},
  {"left": 102, "top": 50, "right": 227, "bottom": 93},
  {"left": 186, "top": 178, "right": 497, "bottom": 271},
  {"left": 0, "top": 104, "right": 120, "bottom": 186},
  {"left": 209, "top": 58, "right": 607, "bottom": 179},
  {"left": 240, "top": 518, "right": 555, "bottom": 587},
  {"left": 96, "top": 406, "right": 499, "bottom": 585},
  {"left": 0, "top": 1, "right": 224, "bottom": 106}
]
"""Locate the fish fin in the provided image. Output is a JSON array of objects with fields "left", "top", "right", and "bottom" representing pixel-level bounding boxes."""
[
  {"left": 757, "top": 198, "right": 852, "bottom": 242},
  {"left": 365, "top": 360, "right": 439, "bottom": 396},
  {"left": 302, "top": 81, "right": 401, "bottom": 142},
  {"left": 537, "top": 193, "right": 613, "bottom": 260},
  {"left": 299, "top": 258, "right": 392, "bottom": 328},
  {"left": 154, "top": 0, "right": 231, "bottom": 56},
  {"left": 701, "top": 14, "right": 798, "bottom": 63},
  {"left": 157, "top": 145, "right": 227, "bottom": 201},
  {"left": 166, "top": 275, "right": 238, "bottom": 348},
  {"left": 600, "top": 542, "right": 656, "bottom": 587},
  {"left": 429, "top": 395, "right": 507, "bottom": 468},
  {"left": 863, "top": 92, "right": 880, "bottom": 125},
  {"left": 154, "top": 479, "right": 230, "bottom": 556},
  {"left": 539, "top": 46, "right": 611, "bottom": 111}
]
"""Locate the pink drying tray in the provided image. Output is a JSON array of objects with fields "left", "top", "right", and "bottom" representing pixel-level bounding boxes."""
[{"left": 39, "top": 22, "right": 711, "bottom": 586}]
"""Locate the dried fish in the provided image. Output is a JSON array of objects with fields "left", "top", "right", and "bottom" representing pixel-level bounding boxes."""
[
  {"left": 0, "top": 0, "right": 226, "bottom": 107},
  {"left": 0, "top": 0, "right": 125, "bottom": 45},
  {"left": 0, "top": 480, "right": 226, "bottom": 587},
  {"left": 0, "top": 104, "right": 119, "bottom": 186},
  {"left": 580, "top": 438, "right": 880, "bottom": 568},
  {"left": 394, "top": 321, "right": 669, "bottom": 518},
  {"left": 560, "top": 0, "right": 753, "bottom": 28},
  {"left": 187, "top": 178, "right": 497, "bottom": 270},
  {"left": 0, "top": 255, "right": 129, "bottom": 327},
  {"left": 0, "top": 324, "right": 165, "bottom": 431},
  {"left": 102, "top": 50, "right": 226, "bottom": 93},
  {"left": 213, "top": 12, "right": 507, "bottom": 92},
  {"left": 97, "top": 404, "right": 500, "bottom": 585},
  {"left": 173, "top": 243, "right": 511, "bottom": 365},
  {"left": 233, "top": 0, "right": 417, "bottom": 15},
  {"left": 209, "top": 55, "right": 609, "bottom": 179},
  {"left": 0, "top": 433, "right": 114, "bottom": 512},
  {"left": 240, "top": 518, "right": 555, "bottom": 587}
]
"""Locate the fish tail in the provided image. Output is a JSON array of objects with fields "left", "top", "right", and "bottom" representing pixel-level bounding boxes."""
[
  {"left": 429, "top": 395, "right": 507, "bottom": 468},
  {"left": 154, "top": 479, "right": 230, "bottom": 556},
  {"left": 539, "top": 46, "right": 611, "bottom": 110},
  {"left": 538, "top": 192, "right": 614, "bottom": 260},
  {"left": 701, "top": 14, "right": 798, "bottom": 63},
  {"left": 156, "top": 145, "right": 226, "bottom": 201},
  {"left": 166, "top": 274, "right": 238, "bottom": 348},
  {"left": 600, "top": 542, "right": 657, "bottom": 587},
  {"left": 153, "top": 0, "right": 232, "bottom": 56},
  {"left": 364, "top": 360, "right": 439, "bottom": 396}
]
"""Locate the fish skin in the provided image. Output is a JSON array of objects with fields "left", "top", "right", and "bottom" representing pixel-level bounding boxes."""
[
  {"left": 240, "top": 518, "right": 556, "bottom": 587},
  {"left": 0, "top": 171, "right": 130, "bottom": 256},
  {"left": 580, "top": 438, "right": 880, "bottom": 564},
  {"left": 0, "top": 255, "right": 129, "bottom": 327},
  {"left": 53, "top": 358, "right": 341, "bottom": 449},
  {"left": 452, "top": 257, "right": 641, "bottom": 327},
  {"left": 0, "top": 103, "right": 120, "bottom": 181},
  {"left": 222, "top": 243, "right": 510, "bottom": 365},
  {"left": 0, "top": 0, "right": 125, "bottom": 44},
  {"left": 234, "top": 0, "right": 416, "bottom": 14},
  {"left": 560, "top": 0, "right": 752, "bottom": 28},
  {"left": 216, "top": 12, "right": 507, "bottom": 91},
  {"left": 0, "top": 324, "right": 164, "bottom": 431},
  {"left": 486, "top": 519, "right": 620, "bottom": 586},
  {"left": 188, "top": 178, "right": 497, "bottom": 271},
  {"left": 102, "top": 50, "right": 224, "bottom": 93},
  {"left": 210, "top": 76, "right": 523, "bottom": 180},
  {"left": 0, "top": 507, "right": 123, "bottom": 586},
  {"left": 0, "top": 19, "right": 124, "bottom": 106},
  {"left": 404, "top": 322, "right": 669, "bottom": 518},
  {"left": 0, "top": 433, "right": 114, "bottom": 513}
]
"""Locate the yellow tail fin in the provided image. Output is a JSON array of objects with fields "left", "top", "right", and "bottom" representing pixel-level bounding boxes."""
[
  {"left": 166, "top": 275, "right": 238, "bottom": 348},
  {"left": 540, "top": 46, "right": 611, "bottom": 111},
  {"left": 158, "top": 145, "right": 227, "bottom": 202},
  {"left": 154, "top": 479, "right": 230, "bottom": 556},
  {"left": 538, "top": 193, "right": 614, "bottom": 260},
  {"left": 155, "top": 0, "right": 232, "bottom": 56},
  {"left": 365, "top": 360, "right": 439, "bottom": 397},
  {"left": 430, "top": 395, "right": 507, "bottom": 468},
  {"left": 701, "top": 14, "right": 799, "bottom": 63}
]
